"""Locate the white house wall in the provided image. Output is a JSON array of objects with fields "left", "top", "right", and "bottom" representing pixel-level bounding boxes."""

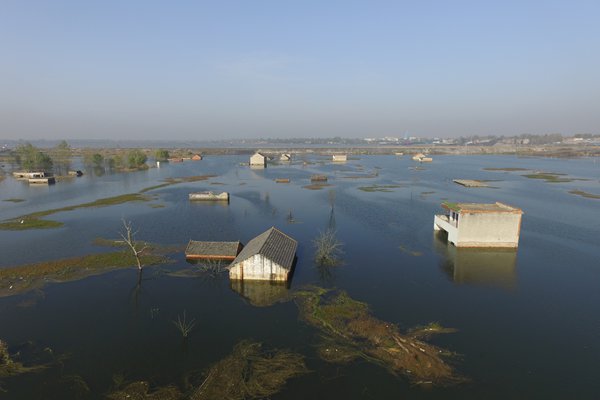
[{"left": 229, "top": 254, "right": 289, "bottom": 281}]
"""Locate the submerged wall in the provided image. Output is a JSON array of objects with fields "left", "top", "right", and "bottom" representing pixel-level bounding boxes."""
[
  {"left": 456, "top": 212, "right": 522, "bottom": 247},
  {"left": 229, "top": 254, "right": 289, "bottom": 281}
]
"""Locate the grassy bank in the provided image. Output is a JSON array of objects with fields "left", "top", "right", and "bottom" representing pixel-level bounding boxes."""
[
  {"left": 0, "top": 193, "right": 148, "bottom": 230},
  {"left": 0, "top": 250, "right": 171, "bottom": 297}
]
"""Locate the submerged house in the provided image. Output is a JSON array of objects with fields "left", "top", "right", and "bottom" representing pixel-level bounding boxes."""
[
  {"left": 250, "top": 152, "right": 267, "bottom": 167},
  {"left": 228, "top": 227, "right": 297, "bottom": 282},
  {"left": 191, "top": 154, "right": 203, "bottom": 161},
  {"left": 280, "top": 153, "right": 291, "bottom": 161},
  {"left": 412, "top": 153, "right": 432, "bottom": 162},
  {"left": 434, "top": 202, "right": 523, "bottom": 248}
]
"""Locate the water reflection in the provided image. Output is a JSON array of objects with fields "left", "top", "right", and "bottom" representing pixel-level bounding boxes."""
[
  {"left": 434, "top": 232, "right": 517, "bottom": 289},
  {"left": 229, "top": 280, "right": 290, "bottom": 307}
]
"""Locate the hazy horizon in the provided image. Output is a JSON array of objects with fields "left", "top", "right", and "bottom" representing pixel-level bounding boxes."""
[{"left": 2, "top": 1, "right": 600, "bottom": 141}]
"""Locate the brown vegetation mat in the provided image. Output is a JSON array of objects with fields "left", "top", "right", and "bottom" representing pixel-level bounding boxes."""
[
  {"left": 302, "top": 183, "right": 333, "bottom": 190},
  {"left": 568, "top": 189, "right": 600, "bottom": 199},
  {"left": 107, "top": 381, "right": 182, "bottom": 400},
  {"left": 191, "top": 340, "right": 308, "bottom": 400},
  {"left": 293, "top": 288, "right": 464, "bottom": 385}
]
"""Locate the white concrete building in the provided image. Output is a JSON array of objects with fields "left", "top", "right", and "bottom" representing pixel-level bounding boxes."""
[
  {"left": 250, "top": 152, "right": 267, "bottom": 167},
  {"left": 229, "top": 227, "right": 297, "bottom": 282},
  {"left": 434, "top": 202, "right": 523, "bottom": 248}
]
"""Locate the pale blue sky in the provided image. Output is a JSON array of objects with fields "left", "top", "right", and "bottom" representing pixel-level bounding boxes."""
[{"left": 1, "top": 0, "right": 599, "bottom": 140}]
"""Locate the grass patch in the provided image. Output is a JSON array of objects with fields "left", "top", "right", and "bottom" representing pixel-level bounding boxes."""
[
  {"left": 3, "top": 198, "right": 25, "bottom": 203},
  {"left": 293, "top": 288, "right": 463, "bottom": 385},
  {"left": 0, "top": 193, "right": 148, "bottom": 231},
  {"left": 192, "top": 340, "right": 308, "bottom": 400},
  {"left": 139, "top": 174, "right": 217, "bottom": 193},
  {"left": 484, "top": 167, "right": 529, "bottom": 172},
  {"left": 0, "top": 250, "right": 171, "bottom": 297},
  {"left": 522, "top": 172, "right": 574, "bottom": 183},
  {"left": 358, "top": 184, "right": 401, "bottom": 192},
  {"left": 569, "top": 190, "right": 600, "bottom": 199},
  {"left": 107, "top": 381, "right": 182, "bottom": 400}
]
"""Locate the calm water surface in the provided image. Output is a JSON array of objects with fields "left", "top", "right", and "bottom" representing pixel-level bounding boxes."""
[{"left": 0, "top": 155, "right": 599, "bottom": 399}]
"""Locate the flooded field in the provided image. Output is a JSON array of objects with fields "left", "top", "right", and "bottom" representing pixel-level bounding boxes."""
[{"left": 1, "top": 154, "right": 599, "bottom": 399}]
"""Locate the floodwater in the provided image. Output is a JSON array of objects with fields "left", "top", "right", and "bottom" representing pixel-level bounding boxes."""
[{"left": 1, "top": 154, "right": 599, "bottom": 399}]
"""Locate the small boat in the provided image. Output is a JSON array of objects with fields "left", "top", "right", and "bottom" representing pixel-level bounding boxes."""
[{"left": 188, "top": 191, "right": 229, "bottom": 201}]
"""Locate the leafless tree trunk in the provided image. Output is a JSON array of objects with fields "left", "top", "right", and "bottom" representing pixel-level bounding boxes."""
[{"left": 120, "top": 219, "right": 147, "bottom": 271}]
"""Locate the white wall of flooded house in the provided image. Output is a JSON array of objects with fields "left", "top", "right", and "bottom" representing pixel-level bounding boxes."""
[
  {"left": 229, "top": 254, "right": 289, "bottom": 281},
  {"left": 250, "top": 154, "right": 266, "bottom": 166},
  {"left": 456, "top": 212, "right": 522, "bottom": 247}
]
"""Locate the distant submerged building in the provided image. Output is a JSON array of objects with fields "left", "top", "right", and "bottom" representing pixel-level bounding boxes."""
[
  {"left": 434, "top": 202, "right": 523, "bottom": 248},
  {"left": 250, "top": 152, "right": 267, "bottom": 167}
]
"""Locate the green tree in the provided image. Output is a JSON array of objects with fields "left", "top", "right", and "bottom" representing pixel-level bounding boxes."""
[
  {"left": 127, "top": 150, "right": 147, "bottom": 169},
  {"left": 154, "top": 149, "right": 170, "bottom": 161},
  {"left": 52, "top": 140, "right": 72, "bottom": 175},
  {"left": 15, "top": 142, "right": 53, "bottom": 172}
]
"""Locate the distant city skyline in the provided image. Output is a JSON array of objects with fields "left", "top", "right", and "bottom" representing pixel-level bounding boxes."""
[{"left": 2, "top": 1, "right": 599, "bottom": 140}]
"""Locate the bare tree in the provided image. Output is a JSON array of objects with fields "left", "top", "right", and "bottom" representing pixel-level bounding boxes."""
[{"left": 120, "top": 219, "right": 147, "bottom": 271}]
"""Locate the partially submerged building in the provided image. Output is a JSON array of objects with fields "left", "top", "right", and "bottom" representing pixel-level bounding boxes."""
[
  {"left": 434, "top": 202, "right": 523, "bottom": 248},
  {"left": 191, "top": 154, "right": 203, "bottom": 161},
  {"left": 185, "top": 241, "right": 243, "bottom": 261},
  {"left": 332, "top": 154, "right": 347, "bottom": 162},
  {"left": 412, "top": 153, "right": 432, "bottom": 162},
  {"left": 250, "top": 152, "right": 267, "bottom": 167},
  {"left": 229, "top": 227, "right": 297, "bottom": 282},
  {"left": 188, "top": 191, "right": 229, "bottom": 201},
  {"left": 280, "top": 153, "right": 291, "bottom": 162}
]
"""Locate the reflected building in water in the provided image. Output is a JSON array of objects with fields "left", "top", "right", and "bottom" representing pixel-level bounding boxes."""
[
  {"left": 434, "top": 232, "right": 517, "bottom": 289},
  {"left": 230, "top": 280, "right": 290, "bottom": 307}
]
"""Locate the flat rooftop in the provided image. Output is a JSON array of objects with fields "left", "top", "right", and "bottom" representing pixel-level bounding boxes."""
[{"left": 442, "top": 202, "right": 522, "bottom": 214}]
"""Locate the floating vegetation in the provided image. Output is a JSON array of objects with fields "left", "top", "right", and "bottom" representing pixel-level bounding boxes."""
[
  {"left": 302, "top": 183, "right": 333, "bottom": 190},
  {"left": 358, "top": 184, "right": 401, "bottom": 192},
  {"left": 1, "top": 340, "right": 49, "bottom": 394},
  {"left": 2, "top": 198, "right": 25, "bottom": 203},
  {"left": 107, "top": 381, "right": 182, "bottom": 400},
  {"left": 149, "top": 203, "right": 166, "bottom": 208},
  {"left": 314, "top": 229, "right": 344, "bottom": 266},
  {"left": 569, "top": 189, "right": 600, "bottom": 199},
  {"left": 398, "top": 245, "right": 423, "bottom": 257},
  {"left": 293, "top": 288, "right": 463, "bottom": 385},
  {"left": 0, "top": 193, "right": 148, "bottom": 230},
  {"left": 0, "top": 251, "right": 171, "bottom": 297},
  {"left": 522, "top": 172, "right": 574, "bottom": 183},
  {"left": 191, "top": 340, "right": 308, "bottom": 400},
  {"left": 483, "top": 167, "right": 529, "bottom": 172}
]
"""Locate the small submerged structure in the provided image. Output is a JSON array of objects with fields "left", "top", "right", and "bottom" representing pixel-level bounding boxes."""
[
  {"left": 311, "top": 174, "right": 328, "bottom": 182},
  {"left": 29, "top": 177, "right": 55, "bottom": 184},
  {"left": 68, "top": 170, "right": 83, "bottom": 177},
  {"left": 434, "top": 201, "right": 523, "bottom": 248},
  {"left": 229, "top": 227, "right": 297, "bottom": 282},
  {"left": 332, "top": 154, "right": 347, "bottom": 162},
  {"left": 275, "top": 178, "right": 290, "bottom": 183},
  {"left": 280, "top": 153, "right": 291, "bottom": 162},
  {"left": 185, "top": 240, "right": 243, "bottom": 261},
  {"left": 412, "top": 153, "right": 432, "bottom": 162},
  {"left": 250, "top": 152, "right": 267, "bottom": 167},
  {"left": 188, "top": 191, "right": 229, "bottom": 201},
  {"left": 191, "top": 154, "right": 203, "bottom": 161},
  {"left": 13, "top": 171, "right": 47, "bottom": 179}
]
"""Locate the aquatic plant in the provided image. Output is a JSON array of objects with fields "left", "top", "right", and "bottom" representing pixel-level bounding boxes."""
[
  {"left": 191, "top": 340, "right": 308, "bottom": 400},
  {"left": 173, "top": 311, "right": 196, "bottom": 338},
  {"left": 292, "top": 288, "right": 464, "bottom": 385},
  {"left": 313, "top": 228, "right": 344, "bottom": 266},
  {"left": 107, "top": 381, "right": 182, "bottom": 400}
]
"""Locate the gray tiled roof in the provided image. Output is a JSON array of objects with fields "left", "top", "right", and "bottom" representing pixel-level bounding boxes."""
[
  {"left": 185, "top": 241, "right": 242, "bottom": 258},
  {"left": 231, "top": 227, "right": 297, "bottom": 270}
]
